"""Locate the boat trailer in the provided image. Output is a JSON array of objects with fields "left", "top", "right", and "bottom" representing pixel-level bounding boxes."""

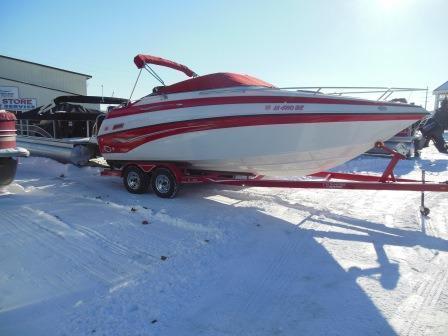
[{"left": 101, "top": 143, "right": 448, "bottom": 215}]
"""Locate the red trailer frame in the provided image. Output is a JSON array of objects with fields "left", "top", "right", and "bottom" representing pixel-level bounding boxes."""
[{"left": 101, "top": 143, "right": 447, "bottom": 213}]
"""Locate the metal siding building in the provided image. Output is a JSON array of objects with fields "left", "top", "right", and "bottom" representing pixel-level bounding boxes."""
[
  {"left": 433, "top": 80, "right": 448, "bottom": 110},
  {"left": 0, "top": 55, "right": 91, "bottom": 111}
]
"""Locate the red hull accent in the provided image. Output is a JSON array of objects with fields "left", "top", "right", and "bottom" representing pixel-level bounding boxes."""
[
  {"left": 99, "top": 113, "right": 425, "bottom": 154},
  {"left": 107, "top": 95, "right": 422, "bottom": 119}
]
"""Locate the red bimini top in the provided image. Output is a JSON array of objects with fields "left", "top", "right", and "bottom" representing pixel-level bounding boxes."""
[
  {"left": 155, "top": 72, "right": 274, "bottom": 95},
  {"left": 134, "top": 54, "right": 197, "bottom": 78}
]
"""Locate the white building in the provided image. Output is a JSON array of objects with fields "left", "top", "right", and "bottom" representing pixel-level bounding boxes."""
[
  {"left": 0, "top": 55, "right": 91, "bottom": 112},
  {"left": 433, "top": 80, "right": 448, "bottom": 110}
]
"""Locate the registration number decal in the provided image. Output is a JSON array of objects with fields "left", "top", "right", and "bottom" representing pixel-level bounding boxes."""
[{"left": 265, "top": 104, "right": 305, "bottom": 111}]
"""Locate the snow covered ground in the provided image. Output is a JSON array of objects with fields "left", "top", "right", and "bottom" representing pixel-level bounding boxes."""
[{"left": 1, "top": 145, "right": 447, "bottom": 336}]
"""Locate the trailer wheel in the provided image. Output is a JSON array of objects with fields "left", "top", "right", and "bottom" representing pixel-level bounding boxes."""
[
  {"left": 123, "top": 166, "right": 150, "bottom": 194},
  {"left": 151, "top": 168, "right": 178, "bottom": 198}
]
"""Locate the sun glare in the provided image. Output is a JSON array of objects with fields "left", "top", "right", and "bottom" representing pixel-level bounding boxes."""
[{"left": 378, "top": 0, "right": 403, "bottom": 10}]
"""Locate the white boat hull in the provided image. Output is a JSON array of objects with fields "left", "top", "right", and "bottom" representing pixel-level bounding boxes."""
[
  {"left": 102, "top": 119, "right": 416, "bottom": 176},
  {"left": 98, "top": 88, "right": 427, "bottom": 176}
]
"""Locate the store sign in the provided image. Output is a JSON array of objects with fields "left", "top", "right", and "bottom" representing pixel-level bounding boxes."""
[
  {"left": 0, "top": 86, "right": 19, "bottom": 99},
  {"left": 0, "top": 98, "right": 37, "bottom": 111}
]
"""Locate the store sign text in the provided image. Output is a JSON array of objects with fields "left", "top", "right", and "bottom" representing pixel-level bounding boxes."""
[{"left": 1, "top": 98, "right": 37, "bottom": 111}]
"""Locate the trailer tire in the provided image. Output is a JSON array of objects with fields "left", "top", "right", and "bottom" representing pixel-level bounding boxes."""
[
  {"left": 151, "top": 168, "right": 178, "bottom": 198},
  {"left": 123, "top": 166, "right": 150, "bottom": 194}
]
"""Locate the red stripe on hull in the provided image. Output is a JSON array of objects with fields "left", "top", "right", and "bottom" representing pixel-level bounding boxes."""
[
  {"left": 107, "top": 95, "right": 422, "bottom": 119},
  {"left": 99, "top": 113, "right": 425, "bottom": 154}
]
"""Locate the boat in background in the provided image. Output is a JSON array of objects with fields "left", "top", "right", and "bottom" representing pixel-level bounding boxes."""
[
  {"left": 365, "top": 124, "right": 420, "bottom": 158},
  {"left": 16, "top": 96, "right": 126, "bottom": 165},
  {"left": 97, "top": 54, "right": 428, "bottom": 176}
]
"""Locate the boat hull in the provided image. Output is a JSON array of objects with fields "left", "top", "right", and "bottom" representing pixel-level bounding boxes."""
[
  {"left": 101, "top": 118, "right": 419, "bottom": 176},
  {"left": 98, "top": 89, "right": 427, "bottom": 176}
]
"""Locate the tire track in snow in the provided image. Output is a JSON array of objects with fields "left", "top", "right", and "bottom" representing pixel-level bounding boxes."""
[
  {"left": 1, "top": 210, "right": 84, "bottom": 290},
  {"left": 73, "top": 224, "right": 157, "bottom": 264},
  {"left": 356, "top": 190, "right": 448, "bottom": 336},
  {"left": 241, "top": 202, "right": 336, "bottom": 330},
  {"left": 24, "top": 202, "right": 163, "bottom": 268},
  {"left": 241, "top": 220, "right": 324, "bottom": 318},
  {"left": 0, "top": 211, "right": 30, "bottom": 247},
  {"left": 389, "top": 207, "right": 448, "bottom": 336},
  {"left": 205, "top": 193, "right": 331, "bottom": 331},
  {"left": 384, "top": 191, "right": 448, "bottom": 335},
  {"left": 11, "top": 210, "right": 114, "bottom": 284},
  {"left": 63, "top": 193, "right": 220, "bottom": 263},
  {"left": 4, "top": 208, "right": 150, "bottom": 286},
  {"left": 83, "top": 194, "right": 222, "bottom": 236},
  {"left": 26, "top": 207, "right": 158, "bottom": 278},
  {"left": 395, "top": 265, "right": 448, "bottom": 336}
]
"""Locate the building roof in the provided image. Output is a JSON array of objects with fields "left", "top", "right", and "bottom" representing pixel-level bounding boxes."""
[
  {"left": 433, "top": 80, "right": 448, "bottom": 93},
  {"left": 0, "top": 55, "right": 92, "bottom": 79}
]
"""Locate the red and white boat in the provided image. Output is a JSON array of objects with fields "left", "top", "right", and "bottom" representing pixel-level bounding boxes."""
[{"left": 97, "top": 54, "right": 427, "bottom": 177}]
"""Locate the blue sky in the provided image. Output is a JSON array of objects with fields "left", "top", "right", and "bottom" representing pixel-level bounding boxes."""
[{"left": 2, "top": 0, "right": 447, "bottom": 108}]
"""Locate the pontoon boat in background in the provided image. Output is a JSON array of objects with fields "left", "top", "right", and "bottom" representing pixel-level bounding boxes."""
[{"left": 17, "top": 95, "right": 126, "bottom": 165}]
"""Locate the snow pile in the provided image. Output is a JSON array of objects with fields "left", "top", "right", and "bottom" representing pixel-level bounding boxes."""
[{"left": 0, "top": 146, "right": 447, "bottom": 335}]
